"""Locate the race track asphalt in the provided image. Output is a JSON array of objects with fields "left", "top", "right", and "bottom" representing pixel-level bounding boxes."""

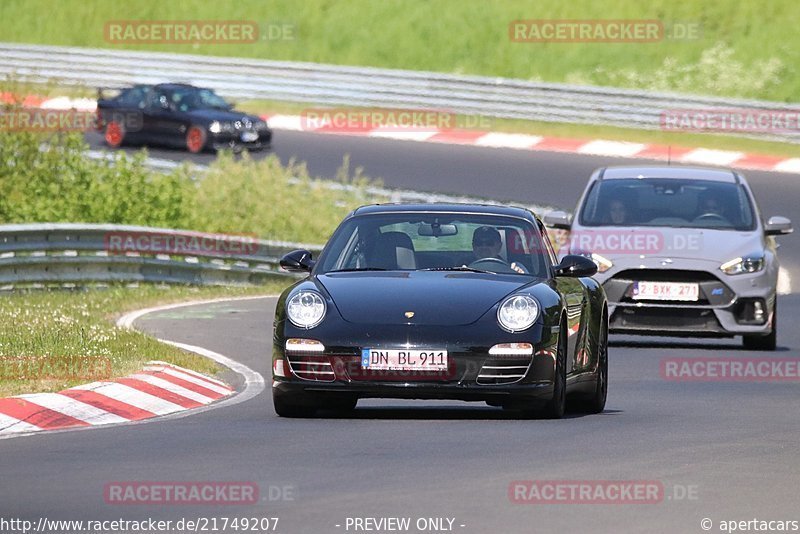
[{"left": 0, "top": 131, "right": 797, "bottom": 534}]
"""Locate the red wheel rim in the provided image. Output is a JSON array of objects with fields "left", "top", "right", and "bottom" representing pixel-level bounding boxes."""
[
  {"left": 105, "top": 122, "right": 123, "bottom": 147},
  {"left": 187, "top": 127, "right": 204, "bottom": 153}
]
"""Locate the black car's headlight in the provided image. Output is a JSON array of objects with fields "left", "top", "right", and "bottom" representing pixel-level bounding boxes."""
[
  {"left": 720, "top": 254, "right": 765, "bottom": 275},
  {"left": 286, "top": 291, "right": 327, "bottom": 329},
  {"left": 497, "top": 295, "right": 540, "bottom": 333},
  {"left": 209, "top": 121, "right": 234, "bottom": 133}
]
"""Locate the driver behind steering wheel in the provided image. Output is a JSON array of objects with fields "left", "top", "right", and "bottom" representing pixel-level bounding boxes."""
[
  {"left": 694, "top": 190, "right": 729, "bottom": 224},
  {"left": 470, "top": 226, "right": 527, "bottom": 274}
]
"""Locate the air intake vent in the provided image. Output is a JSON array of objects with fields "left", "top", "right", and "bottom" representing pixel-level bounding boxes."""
[
  {"left": 477, "top": 357, "right": 532, "bottom": 385},
  {"left": 286, "top": 355, "right": 335, "bottom": 382}
]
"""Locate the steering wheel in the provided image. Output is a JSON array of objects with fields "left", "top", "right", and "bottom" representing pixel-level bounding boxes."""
[
  {"left": 468, "top": 257, "right": 517, "bottom": 273},
  {"left": 693, "top": 212, "right": 727, "bottom": 222}
]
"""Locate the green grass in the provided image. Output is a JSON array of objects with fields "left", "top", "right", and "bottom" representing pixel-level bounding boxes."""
[
  {"left": 0, "top": 283, "right": 290, "bottom": 397},
  {"left": 0, "top": 125, "right": 380, "bottom": 397},
  {"left": 0, "top": 0, "right": 797, "bottom": 102},
  {"left": 0, "top": 125, "right": 384, "bottom": 243}
]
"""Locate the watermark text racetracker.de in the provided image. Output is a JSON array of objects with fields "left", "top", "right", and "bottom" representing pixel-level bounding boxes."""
[
  {"left": 0, "top": 109, "right": 140, "bottom": 133},
  {"left": 508, "top": 480, "right": 699, "bottom": 504},
  {"left": 545, "top": 229, "right": 703, "bottom": 256},
  {"left": 662, "top": 108, "right": 800, "bottom": 134},
  {"left": 300, "top": 108, "right": 492, "bottom": 132},
  {"left": 509, "top": 19, "right": 701, "bottom": 42},
  {"left": 661, "top": 358, "right": 800, "bottom": 382},
  {"left": 104, "top": 20, "right": 296, "bottom": 43},
  {"left": 0, "top": 355, "right": 111, "bottom": 381},
  {"left": 104, "top": 231, "right": 259, "bottom": 257}
]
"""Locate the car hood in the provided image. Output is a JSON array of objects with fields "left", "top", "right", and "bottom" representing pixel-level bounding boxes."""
[
  {"left": 317, "top": 271, "right": 536, "bottom": 326},
  {"left": 185, "top": 108, "right": 261, "bottom": 123},
  {"left": 571, "top": 227, "right": 764, "bottom": 263}
]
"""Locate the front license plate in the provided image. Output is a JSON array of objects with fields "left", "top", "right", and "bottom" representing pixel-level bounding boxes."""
[
  {"left": 241, "top": 131, "right": 259, "bottom": 142},
  {"left": 632, "top": 281, "right": 699, "bottom": 301},
  {"left": 361, "top": 349, "right": 448, "bottom": 371}
]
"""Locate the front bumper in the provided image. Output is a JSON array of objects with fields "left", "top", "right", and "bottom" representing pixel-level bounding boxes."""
[
  {"left": 208, "top": 129, "right": 272, "bottom": 151},
  {"left": 601, "top": 267, "right": 775, "bottom": 337},
  {"left": 272, "top": 322, "right": 560, "bottom": 403}
]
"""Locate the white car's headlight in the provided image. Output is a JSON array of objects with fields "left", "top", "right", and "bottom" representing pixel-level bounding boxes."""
[
  {"left": 720, "top": 255, "right": 765, "bottom": 275},
  {"left": 287, "top": 291, "right": 327, "bottom": 328},
  {"left": 497, "top": 295, "right": 540, "bottom": 333}
]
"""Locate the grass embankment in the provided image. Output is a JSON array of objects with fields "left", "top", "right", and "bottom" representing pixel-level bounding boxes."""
[
  {"left": 0, "top": 284, "right": 289, "bottom": 397},
  {"left": 0, "top": 130, "right": 380, "bottom": 243},
  {"left": 0, "top": 0, "right": 796, "bottom": 102},
  {"left": 0, "top": 124, "right": 381, "bottom": 396}
]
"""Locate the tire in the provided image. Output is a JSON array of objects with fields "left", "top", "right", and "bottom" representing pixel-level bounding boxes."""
[
  {"left": 540, "top": 321, "right": 567, "bottom": 419},
  {"left": 575, "top": 313, "right": 608, "bottom": 414},
  {"left": 104, "top": 120, "right": 125, "bottom": 148},
  {"left": 272, "top": 391, "right": 316, "bottom": 418},
  {"left": 743, "top": 300, "right": 777, "bottom": 351},
  {"left": 185, "top": 125, "right": 207, "bottom": 154}
]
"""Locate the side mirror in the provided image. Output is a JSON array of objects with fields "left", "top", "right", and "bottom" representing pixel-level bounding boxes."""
[
  {"left": 554, "top": 255, "right": 597, "bottom": 277},
  {"left": 765, "top": 216, "right": 793, "bottom": 236},
  {"left": 280, "top": 249, "right": 315, "bottom": 273},
  {"left": 543, "top": 210, "right": 571, "bottom": 230}
]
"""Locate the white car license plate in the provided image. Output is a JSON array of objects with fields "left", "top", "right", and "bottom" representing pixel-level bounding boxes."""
[
  {"left": 361, "top": 349, "right": 448, "bottom": 371},
  {"left": 241, "top": 131, "right": 259, "bottom": 142},
  {"left": 632, "top": 281, "right": 699, "bottom": 301}
]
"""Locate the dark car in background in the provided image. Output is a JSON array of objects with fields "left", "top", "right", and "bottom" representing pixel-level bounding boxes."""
[
  {"left": 272, "top": 203, "right": 609, "bottom": 419},
  {"left": 96, "top": 83, "right": 271, "bottom": 153}
]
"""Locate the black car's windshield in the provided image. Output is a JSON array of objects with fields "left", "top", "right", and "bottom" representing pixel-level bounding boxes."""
[
  {"left": 169, "top": 87, "right": 231, "bottom": 112},
  {"left": 579, "top": 178, "right": 756, "bottom": 231},
  {"left": 316, "top": 212, "right": 553, "bottom": 276}
]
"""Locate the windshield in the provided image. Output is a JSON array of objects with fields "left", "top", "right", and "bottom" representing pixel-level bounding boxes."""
[
  {"left": 169, "top": 87, "right": 231, "bottom": 112},
  {"left": 316, "top": 212, "right": 552, "bottom": 276},
  {"left": 579, "top": 178, "right": 756, "bottom": 231}
]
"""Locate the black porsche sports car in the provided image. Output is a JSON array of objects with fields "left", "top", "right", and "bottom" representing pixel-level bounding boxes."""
[
  {"left": 273, "top": 204, "right": 609, "bottom": 419},
  {"left": 96, "top": 83, "right": 271, "bottom": 153}
]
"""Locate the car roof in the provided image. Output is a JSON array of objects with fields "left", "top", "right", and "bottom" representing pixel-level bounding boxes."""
[
  {"left": 153, "top": 83, "right": 200, "bottom": 91},
  {"left": 351, "top": 203, "right": 536, "bottom": 219},
  {"left": 599, "top": 165, "right": 739, "bottom": 183}
]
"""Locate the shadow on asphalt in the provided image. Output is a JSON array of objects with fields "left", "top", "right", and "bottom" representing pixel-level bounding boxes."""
[
  {"left": 609, "top": 336, "right": 792, "bottom": 352},
  {"left": 306, "top": 407, "right": 624, "bottom": 421}
]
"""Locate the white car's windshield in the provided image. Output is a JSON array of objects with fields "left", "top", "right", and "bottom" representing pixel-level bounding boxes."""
[{"left": 579, "top": 178, "right": 756, "bottom": 231}]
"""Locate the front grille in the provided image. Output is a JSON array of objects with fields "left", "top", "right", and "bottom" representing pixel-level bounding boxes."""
[
  {"left": 613, "top": 269, "right": 719, "bottom": 283},
  {"left": 477, "top": 357, "right": 532, "bottom": 385},
  {"left": 605, "top": 269, "right": 732, "bottom": 306},
  {"left": 285, "top": 354, "right": 335, "bottom": 382},
  {"left": 610, "top": 307, "right": 722, "bottom": 332}
]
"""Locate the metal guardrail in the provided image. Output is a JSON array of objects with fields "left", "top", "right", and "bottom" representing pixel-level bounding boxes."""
[
  {"left": 1, "top": 42, "right": 798, "bottom": 143},
  {"left": 0, "top": 223, "right": 322, "bottom": 288}
]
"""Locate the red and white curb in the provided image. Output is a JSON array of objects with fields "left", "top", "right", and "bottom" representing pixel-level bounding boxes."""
[
  {"left": 263, "top": 114, "right": 800, "bottom": 174},
  {"left": 6, "top": 94, "right": 799, "bottom": 174},
  {"left": 0, "top": 296, "right": 269, "bottom": 439},
  {"left": 0, "top": 362, "right": 232, "bottom": 436}
]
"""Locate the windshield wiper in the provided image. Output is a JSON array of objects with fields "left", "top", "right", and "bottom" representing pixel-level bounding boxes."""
[
  {"left": 327, "top": 267, "right": 388, "bottom": 273},
  {"left": 421, "top": 266, "right": 496, "bottom": 274}
]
